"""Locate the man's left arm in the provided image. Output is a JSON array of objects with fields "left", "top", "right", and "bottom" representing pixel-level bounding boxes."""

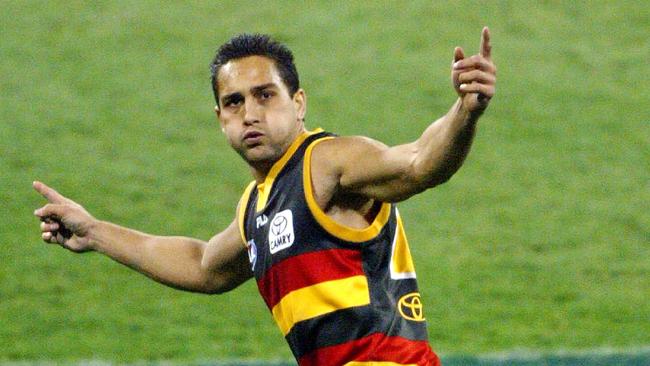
[{"left": 311, "top": 27, "right": 496, "bottom": 203}]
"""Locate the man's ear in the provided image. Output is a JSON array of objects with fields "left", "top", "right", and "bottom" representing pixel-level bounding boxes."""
[
  {"left": 293, "top": 89, "right": 306, "bottom": 121},
  {"left": 215, "top": 105, "right": 225, "bottom": 132}
]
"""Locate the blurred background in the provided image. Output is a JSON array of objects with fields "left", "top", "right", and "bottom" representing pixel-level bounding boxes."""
[{"left": 1, "top": 1, "right": 648, "bottom": 364}]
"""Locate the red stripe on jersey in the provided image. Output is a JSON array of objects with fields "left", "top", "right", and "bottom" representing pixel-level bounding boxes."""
[
  {"left": 298, "top": 333, "right": 440, "bottom": 366},
  {"left": 258, "top": 248, "right": 364, "bottom": 308}
]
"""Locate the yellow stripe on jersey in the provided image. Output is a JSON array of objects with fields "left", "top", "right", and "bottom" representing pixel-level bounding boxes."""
[
  {"left": 255, "top": 128, "right": 324, "bottom": 212},
  {"left": 237, "top": 180, "right": 257, "bottom": 245},
  {"left": 390, "top": 209, "right": 416, "bottom": 279},
  {"left": 303, "top": 137, "right": 391, "bottom": 243},
  {"left": 271, "top": 275, "right": 370, "bottom": 335},
  {"left": 344, "top": 362, "right": 417, "bottom": 366}
]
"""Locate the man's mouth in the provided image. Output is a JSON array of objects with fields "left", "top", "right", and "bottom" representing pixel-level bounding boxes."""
[{"left": 243, "top": 131, "right": 264, "bottom": 145}]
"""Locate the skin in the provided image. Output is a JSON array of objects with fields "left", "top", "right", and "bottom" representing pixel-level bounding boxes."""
[
  {"left": 215, "top": 55, "right": 307, "bottom": 181},
  {"left": 34, "top": 27, "right": 496, "bottom": 293}
]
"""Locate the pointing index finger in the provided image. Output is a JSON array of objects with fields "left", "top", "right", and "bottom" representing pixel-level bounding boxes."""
[
  {"left": 33, "top": 181, "right": 67, "bottom": 204},
  {"left": 480, "top": 26, "right": 491, "bottom": 59}
]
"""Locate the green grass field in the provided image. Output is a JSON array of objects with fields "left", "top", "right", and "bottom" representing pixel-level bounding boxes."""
[{"left": 1, "top": 1, "right": 648, "bottom": 364}]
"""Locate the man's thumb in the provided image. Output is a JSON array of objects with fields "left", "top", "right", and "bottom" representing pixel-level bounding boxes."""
[
  {"left": 453, "top": 47, "right": 465, "bottom": 63},
  {"left": 34, "top": 203, "right": 67, "bottom": 219}
]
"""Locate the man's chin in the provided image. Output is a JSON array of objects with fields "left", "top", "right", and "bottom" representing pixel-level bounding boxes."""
[{"left": 240, "top": 146, "right": 280, "bottom": 167}]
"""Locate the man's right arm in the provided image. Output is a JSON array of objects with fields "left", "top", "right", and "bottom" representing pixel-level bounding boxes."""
[{"left": 33, "top": 181, "right": 252, "bottom": 294}]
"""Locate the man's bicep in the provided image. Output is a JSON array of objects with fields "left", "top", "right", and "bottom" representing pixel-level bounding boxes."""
[
  {"left": 201, "top": 219, "right": 252, "bottom": 293},
  {"left": 314, "top": 136, "right": 421, "bottom": 202}
]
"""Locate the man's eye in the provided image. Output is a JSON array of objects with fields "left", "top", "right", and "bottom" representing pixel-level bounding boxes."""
[
  {"left": 260, "top": 91, "right": 272, "bottom": 99},
  {"left": 226, "top": 99, "right": 243, "bottom": 107}
]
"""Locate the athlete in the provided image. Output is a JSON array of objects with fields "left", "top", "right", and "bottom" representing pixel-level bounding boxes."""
[{"left": 34, "top": 28, "right": 496, "bottom": 365}]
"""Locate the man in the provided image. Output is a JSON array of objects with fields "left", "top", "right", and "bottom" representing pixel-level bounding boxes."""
[{"left": 34, "top": 28, "right": 496, "bottom": 365}]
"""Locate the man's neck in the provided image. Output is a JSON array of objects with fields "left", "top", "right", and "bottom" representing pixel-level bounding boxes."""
[
  {"left": 250, "top": 161, "right": 274, "bottom": 184},
  {"left": 249, "top": 126, "right": 308, "bottom": 184}
]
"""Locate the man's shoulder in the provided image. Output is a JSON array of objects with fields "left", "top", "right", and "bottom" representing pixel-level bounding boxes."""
[{"left": 309, "top": 134, "right": 388, "bottom": 161}]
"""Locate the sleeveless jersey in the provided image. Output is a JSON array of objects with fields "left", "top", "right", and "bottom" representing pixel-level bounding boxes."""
[{"left": 238, "top": 129, "right": 440, "bottom": 366}]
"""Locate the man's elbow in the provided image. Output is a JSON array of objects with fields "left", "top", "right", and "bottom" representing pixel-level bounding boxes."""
[
  {"left": 194, "top": 276, "right": 234, "bottom": 295},
  {"left": 417, "top": 156, "right": 467, "bottom": 189},
  {"left": 409, "top": 161, "right": 457, "bottom": 191},
  {"left": 427, "top": 169, "right": 457, "bottom": 187},
  {"left": 198, "top": 262, "right": 248, "bottom": 295},
  {"left": 201, "top": 284, "right": 229, "bottom": 295}
]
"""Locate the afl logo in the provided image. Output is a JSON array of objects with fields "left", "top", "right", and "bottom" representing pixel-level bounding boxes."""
[
  {"left": 398, "top": 292, "right": 425, "bottom": 321},
  {"left": 246, "top": 240, "right": 257, "bottom": 271}
]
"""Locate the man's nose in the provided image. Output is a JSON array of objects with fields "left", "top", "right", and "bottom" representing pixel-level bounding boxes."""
[{"left": 243, "top": 99, "right": 261, "bottom": 125}]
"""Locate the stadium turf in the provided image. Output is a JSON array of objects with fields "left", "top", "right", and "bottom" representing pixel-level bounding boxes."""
[{"left": 1, "top": 1, "right": 648, "bottom": 363}]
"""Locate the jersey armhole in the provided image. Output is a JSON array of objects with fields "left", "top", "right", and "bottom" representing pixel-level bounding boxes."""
[
  {"left": 237, "top": 180, "right": 256, "bottom": 247},
  {"left": 303, "top": 137, "right": 392, "bottom": 243}
]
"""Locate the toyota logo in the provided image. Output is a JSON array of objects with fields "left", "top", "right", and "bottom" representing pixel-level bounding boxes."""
[{"left": 271, "top": 215, "right": 287, "bottom": 235}]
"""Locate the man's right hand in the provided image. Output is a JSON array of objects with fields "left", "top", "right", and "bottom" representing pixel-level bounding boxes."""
[{"left": 33, "top": 181, "right": 96, "bottom": 252}]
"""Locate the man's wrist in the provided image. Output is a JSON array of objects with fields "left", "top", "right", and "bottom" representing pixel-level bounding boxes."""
[
  {"left": 85, "top": 218, "right": 104, "bottom": 251},
  {"left": 458, "top": 96, "right": 486, "bottom": 123}
]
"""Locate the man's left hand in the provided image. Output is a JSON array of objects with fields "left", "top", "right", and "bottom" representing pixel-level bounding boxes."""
[{"left": 451, "top": 26, "right": 496, "bottom": 113}]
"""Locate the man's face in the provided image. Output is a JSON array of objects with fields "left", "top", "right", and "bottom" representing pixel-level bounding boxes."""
[{"left": 216, "top": 55, "right": 305, "bottom": 168}]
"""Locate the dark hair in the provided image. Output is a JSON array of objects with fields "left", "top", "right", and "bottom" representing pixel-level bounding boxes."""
[{"left": 210, "top": 33, "right": 300, "bottom": 106}]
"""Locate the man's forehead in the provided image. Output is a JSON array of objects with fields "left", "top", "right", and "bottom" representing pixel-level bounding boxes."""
[{"left": 217, "top": 55, "right": 283, "bottom": 95}]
